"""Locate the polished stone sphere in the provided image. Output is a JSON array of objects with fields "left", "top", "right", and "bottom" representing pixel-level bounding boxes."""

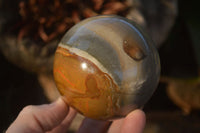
[{"left": 53, "top": 15, "right": 160, "bottom": 120}]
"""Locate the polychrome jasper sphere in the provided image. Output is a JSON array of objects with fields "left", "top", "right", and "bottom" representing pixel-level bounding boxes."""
[{"left": 53, "top": 15, "right": 160, "bottom": 120}]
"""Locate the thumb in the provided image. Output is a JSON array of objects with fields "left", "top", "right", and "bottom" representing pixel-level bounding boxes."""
[
  {"left": 121, "top": 109, "right": 146, "bottom": 133},
  {"left": 6, "top": 98, "right": 69, "bottom": 133}
]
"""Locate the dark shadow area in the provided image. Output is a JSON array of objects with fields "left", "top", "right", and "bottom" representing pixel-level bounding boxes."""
[{"left": 0, "top": 52, "right": 48, "bottom": 132}]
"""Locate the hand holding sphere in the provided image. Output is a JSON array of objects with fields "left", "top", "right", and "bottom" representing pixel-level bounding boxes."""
[{"left": 53, "top": 15, "right": 160, "bottom": 120}]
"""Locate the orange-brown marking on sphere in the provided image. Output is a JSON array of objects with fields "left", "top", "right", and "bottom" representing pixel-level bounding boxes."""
[
  {"left": 86, "top": 99, "right": 89, "bottom": 113},
  {"left": 123, "top": 40, "right": 146, "bottom": 61},
  {"left": 108, "top": 96, "right": 114, "bottom": 115},
  {"left": 56, "top": 48, "right": 72, "bottom": 57},
  {"left": 54, "top": 46, "right": 121, "bottom": 119},
  {"left": 85, "top": 74, "right": 100, "bottom": 98},
  {"left": 55, "top": 68, "right": 76, "bottom": 91}
]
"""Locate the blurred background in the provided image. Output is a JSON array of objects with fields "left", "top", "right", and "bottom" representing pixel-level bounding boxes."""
[{"left": 0, "top": 0, "right": 200, "bottom": 132}]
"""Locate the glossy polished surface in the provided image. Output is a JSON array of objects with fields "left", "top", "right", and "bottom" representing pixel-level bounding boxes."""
[{"left": 53, "top": 15, "right": 160, "bottom": 120}]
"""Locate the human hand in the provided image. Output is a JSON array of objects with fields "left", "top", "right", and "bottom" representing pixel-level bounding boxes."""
[{"left": 6, "top": 98, "right": 146, "bottom": 133}]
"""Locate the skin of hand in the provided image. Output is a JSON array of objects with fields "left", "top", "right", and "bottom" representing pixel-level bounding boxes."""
[{"left": 6, "top": 98, "right": 146, "bottom": 133}]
